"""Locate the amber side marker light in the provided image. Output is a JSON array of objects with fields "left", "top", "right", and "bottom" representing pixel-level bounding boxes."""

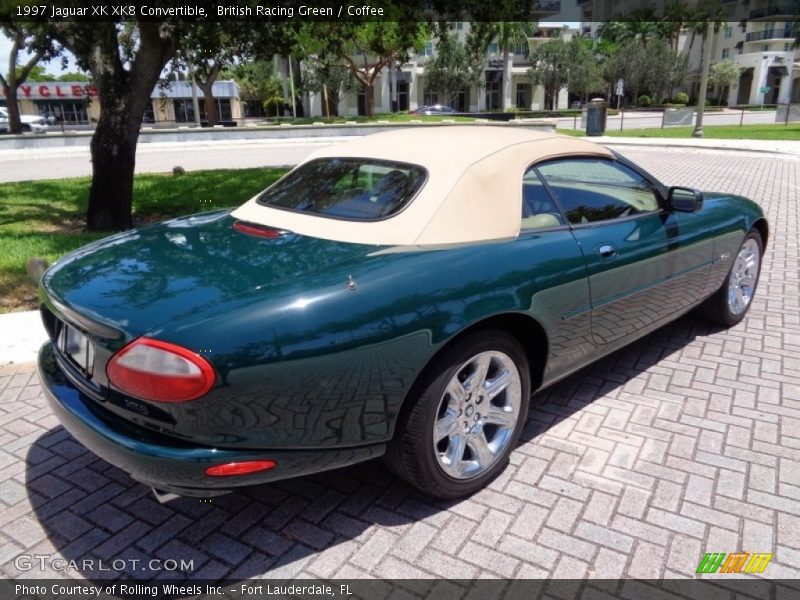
[{"left": 205, "top": 460, "right": 277, "bottom": 477}]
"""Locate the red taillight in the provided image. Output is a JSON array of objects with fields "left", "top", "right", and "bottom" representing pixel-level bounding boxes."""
[
  {"left": 205, "top": 460, "right": 277, "bottom": 477},
  {"left": 107, "top": 338, "right": 215, "bottom": 403},
  {"left": 232, "top": 220, "right": 284, "bottom": 239}
]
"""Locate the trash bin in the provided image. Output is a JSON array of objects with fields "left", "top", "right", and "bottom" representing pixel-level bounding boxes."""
[{"left": 585, "top": 98, "right": 607, "bottom": 136}]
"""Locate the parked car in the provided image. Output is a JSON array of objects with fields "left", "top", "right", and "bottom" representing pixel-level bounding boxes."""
[
  {"left": 411, "top": 104, "right": 457, "bottom": 115},
  {"left": 0, "top": 107, "right": 47, "bottom": 133},
  {"left": 38, "top": 127, "right": 767, "bottom": 501}
]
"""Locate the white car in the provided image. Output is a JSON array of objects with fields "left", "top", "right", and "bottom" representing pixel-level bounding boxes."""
[{"left": 0, "top": 107, "right": 47, "bottom": 133}]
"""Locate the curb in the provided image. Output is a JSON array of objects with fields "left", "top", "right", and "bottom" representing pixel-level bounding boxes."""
[{"left": 0, "top": 310, "right": 46, "bottom": 365}]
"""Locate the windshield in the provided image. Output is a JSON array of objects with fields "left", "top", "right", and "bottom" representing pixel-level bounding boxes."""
[{"left": 256, "top": 158, "right": 426, "bottom": 221}]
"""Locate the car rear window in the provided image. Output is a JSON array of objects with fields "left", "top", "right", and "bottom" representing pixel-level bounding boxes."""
[{"left": 257, "top": 158, "right": 426, "bottom": 221}]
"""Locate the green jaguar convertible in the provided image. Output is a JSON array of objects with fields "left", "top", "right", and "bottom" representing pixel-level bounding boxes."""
[{"left": 37, "top": 127, "right": 767, "bottom": 500}]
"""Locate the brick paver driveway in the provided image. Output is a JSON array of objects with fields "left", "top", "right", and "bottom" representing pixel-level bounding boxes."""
[{"left": 0, "top": 146, "right": 798, "bottom": 582}]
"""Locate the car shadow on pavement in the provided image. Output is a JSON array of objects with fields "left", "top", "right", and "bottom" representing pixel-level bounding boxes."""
[{"left": 18, "top": 314, "right": 719, "bottom": 583}]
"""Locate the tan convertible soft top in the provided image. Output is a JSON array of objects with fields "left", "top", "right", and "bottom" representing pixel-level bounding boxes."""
[{"left": 231, "top": 126, "right": 613, "bottom": 246}]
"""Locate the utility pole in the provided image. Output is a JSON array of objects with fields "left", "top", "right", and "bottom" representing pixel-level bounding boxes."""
[{"left": 692, "top": 26, "right": 714, "bottom": 138}]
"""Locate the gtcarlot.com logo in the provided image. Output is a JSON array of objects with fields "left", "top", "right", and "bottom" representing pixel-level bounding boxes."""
[
  {"left": 696, "top": 552, "right": 772, "bottom": 574},
  {"left": 14, "top": 554, "right": 194, "bottom": 573}
]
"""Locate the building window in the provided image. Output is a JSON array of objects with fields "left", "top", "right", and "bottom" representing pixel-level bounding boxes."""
[
  {"left": 486, "top": 42, "right": 499, "bottom": 55},
  {"left": 173, "top": 99, "right": 195, "bottom": 123},
  {"left": 452, "top": 90, "right": 468, "bottom": 112},
  {"left": 722, "top": 48, "right": 730, "bottom": 59},
  {"left": 423, "top": 42, "right": 434, "bottom": 57},
  {"left": 397, "top": 80, "right": 409, "bottom": 111},
  {"left": 485, "top": 70, "right": 502, "bottom": 110},
  {"left": 423, "top": 90, "right": 439, "bottom": 106},
  {"left": 513, "top": 41, "right": 529, "bottom": 56},
  {"left": 455, "top": 22, "right": 464, "bottom": 30},
  {"left": 723, "top": 26, "right": 733, "bottom": 39},
  {"left": 34, "top": 100, "right": 88, "bottom": 123},
  {"left": 516, "top": 83, "right": 531, "bottom": 109},
  {"left": 142, "top": 103, "right": 155, "bottom": 123}
]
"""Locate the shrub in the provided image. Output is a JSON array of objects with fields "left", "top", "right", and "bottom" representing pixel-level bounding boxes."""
[
  {"left": 638, "top": 95, "right": 652, "bottom": 107},
  {"left": 674, "top": 92, "right": 689, "bottom": 105}
]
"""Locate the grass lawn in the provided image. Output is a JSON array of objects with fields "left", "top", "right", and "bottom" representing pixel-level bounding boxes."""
[
  {"left": 0, "top": 167, "right": 289, "bottom": 313},
  {"left": 558, "top": 123, "right": 800, "bottom": 140}
]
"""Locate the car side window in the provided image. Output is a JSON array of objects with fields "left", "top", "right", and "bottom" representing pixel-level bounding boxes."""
[
  {"left": 520, "top": 168, "right": 564, "bottom": 230},
  {"left": 535, "top": 158, "right": 659, "bottom": 225}
]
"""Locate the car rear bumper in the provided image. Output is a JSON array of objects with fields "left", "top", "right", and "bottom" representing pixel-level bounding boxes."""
[{"left": 38, "top": 342, "right": 385, "bottom": 497}]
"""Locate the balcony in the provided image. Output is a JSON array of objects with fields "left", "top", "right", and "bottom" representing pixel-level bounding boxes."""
[
  {"left": 748, "top": 5, "right": 798, "bottom": 19},
  {"left": 745, "top": 28, "right": 795, "bottom": 41}
]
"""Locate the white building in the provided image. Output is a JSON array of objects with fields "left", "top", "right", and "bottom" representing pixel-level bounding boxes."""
[
  {"left": 303, "top": 19, "right": 576, "bottom": 117},
  {"left": 578, "top": 0, "right": 799, "bottom": 106}
]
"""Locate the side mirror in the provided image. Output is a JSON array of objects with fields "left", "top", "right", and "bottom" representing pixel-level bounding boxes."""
[{"left": 668, "top": 186, "right": 703, "bottom": 212}]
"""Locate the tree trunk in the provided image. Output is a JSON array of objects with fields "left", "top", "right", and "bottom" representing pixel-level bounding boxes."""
[
  {"left": 501, "top": 46, "right": 510, "bottom": 111},
  {"left": 80, "top": 22, "right": 176, "bottom": 232},
  {"left": 87, "top": 101, "right": 138, "bottom": 231},
  {"left": 201, "top": 84, "right": 218, "bottom": 126},
  {"left": 364, "top": 82, "right": 375, "bottom": 116},
  {"left": 3, "top": 84, "right": 23, "bottom": 134}
]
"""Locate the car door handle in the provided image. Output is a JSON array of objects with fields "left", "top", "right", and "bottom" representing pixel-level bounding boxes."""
[{"left": 597, "top": 244, "right": 617, "bottom": 258}]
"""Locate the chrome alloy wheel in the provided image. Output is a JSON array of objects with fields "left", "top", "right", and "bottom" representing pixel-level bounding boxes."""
[
  {"left": 432, "top": 350, "right": 522, "bottom": 479},
  {"left": 727, "top": 238, "right": 760, "bottom": 315}
]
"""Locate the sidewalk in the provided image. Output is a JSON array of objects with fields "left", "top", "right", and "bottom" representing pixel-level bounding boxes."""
[{"left": 597, "top": 135, "right": 800, "bottom": 157}]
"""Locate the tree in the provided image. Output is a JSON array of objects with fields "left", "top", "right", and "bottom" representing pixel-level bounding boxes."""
[
  {"left": 709, "top": 59, "right": 742, "bottom": 105},
  {"left": 492, "top": 22, "right": 535, "bottom": 110},
  {"left": 176, "top": 23, "right": 255, "bottom": 126},
  {"left": 0, "top": 22, "right": 59, "bottom": 134},
  {"left": 564, "top": 37, "right": 605, "bottom": 104},
  {"left": 44, "top": 21, "right": 179, "bottom": 231},
  {"left": 302, "top": 60, "right": 358, "bottom": 117},
  {"left": 297, "top": 21, "right": 428, "bottom": 116},
  {"left": 423, "top": 30, "right": 483, "bottom": 107},
  {"left": 226, "top": 60, "right": 285, "bottom": 117},
  {"left": 528, "top": 39, "right": 570, "bottom": 110},
  {"left": 689, "top": 0, "right": 726, "bottom": 136}
]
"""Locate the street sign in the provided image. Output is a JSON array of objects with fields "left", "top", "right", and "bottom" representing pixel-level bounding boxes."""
[
  {"left": 616, "top": 79, "right": 624, "bottom": 96},
  {"left": 759, "top": 86, "right": 771, "bottom": 93}
]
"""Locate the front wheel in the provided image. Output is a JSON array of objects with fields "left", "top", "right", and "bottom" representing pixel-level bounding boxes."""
[
  {"left": 386, "top": 330, "right": 530, "bottom": 499},
  {"left": 697, "top": 229, "right": 763, "bottom": 327}
]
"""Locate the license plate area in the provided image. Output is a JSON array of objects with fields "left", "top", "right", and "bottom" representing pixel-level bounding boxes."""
[{"left": 57, "top": 323, "right": 95, "bottom": 378}]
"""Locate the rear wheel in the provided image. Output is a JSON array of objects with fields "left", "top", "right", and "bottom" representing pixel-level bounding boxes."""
[
  {"left": 386, "top": 330, "right": 530, "bottom": 498},
  {"left": 697, "top": 229, "right": 763, "bottom": 327}
]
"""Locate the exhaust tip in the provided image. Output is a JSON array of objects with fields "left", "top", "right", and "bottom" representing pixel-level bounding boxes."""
[{"left": 151, "top": 487, "right": 181, "bottom": 504}]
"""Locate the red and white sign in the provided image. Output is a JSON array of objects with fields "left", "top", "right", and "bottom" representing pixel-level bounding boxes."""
[{"left": 0, "top": 83, "right": 97, "bottom": 100}]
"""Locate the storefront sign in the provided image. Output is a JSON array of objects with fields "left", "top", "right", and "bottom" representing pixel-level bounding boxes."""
[{"left": 0, "top": 83, "right": 97, "bottom": 100}]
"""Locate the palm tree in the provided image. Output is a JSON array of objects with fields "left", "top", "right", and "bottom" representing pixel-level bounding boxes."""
[
  {"left": 493, "top": 21, "right": 536, "bottom": 110},
  {"left": 689, "top": 0, "right": 727, "bottom": 136}
]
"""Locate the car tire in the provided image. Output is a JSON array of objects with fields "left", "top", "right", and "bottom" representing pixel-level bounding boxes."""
[
  {"left": 386, "top": 330, "right": 530, "bottom": 499},
  {"left": 697, "top": 229, "right": 763, "bottom": 327}
]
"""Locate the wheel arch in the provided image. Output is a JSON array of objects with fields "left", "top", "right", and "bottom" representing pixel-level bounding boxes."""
[
  {"left": 751, "top": 217, "right": 769, "bottom": 250},
  {"left": 393, "top": 312, "right": 549, "bottom": 436}
]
